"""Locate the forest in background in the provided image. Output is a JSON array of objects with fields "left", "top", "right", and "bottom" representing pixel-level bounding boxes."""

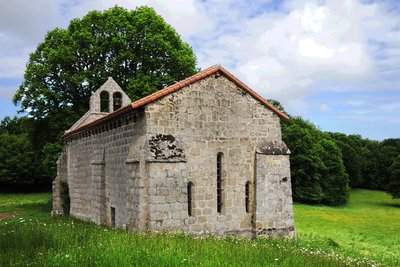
[
  {"left": 1, "top": 104, "right": 399, "bottom": 204},
  {"left": 281, "top": 113, "right": 400, "bottom": 204}
]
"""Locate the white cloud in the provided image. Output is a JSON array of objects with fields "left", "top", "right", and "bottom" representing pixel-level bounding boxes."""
[
  {"left": 0, "top": 86, "right": 17, "bottom": 101},
  {"left": 319, "top": 103, "right": 331, "bottom": 112},
  {"left": 0, "top": 57, "right": 27, "bottom": 80},
  {"left": 344, "top": 100, "right": 365, "bottom": 107},
  {"left": 245, "top": 2, "right": 371, "bottom": 80},
  {"left": 0, "top": 0, "right": 60, "bottom": 43},
  {"left": 0, "top": 0, "right": 67, "bottom": 79},
  {"left": 0, "top": 32, "right": 31, "bottom": 79},
  {"left": 329, "top": 93, "right": 400, "bottom": 131},
  {"left": 149, "top": 0, "right": 212, "bottom": 41}
]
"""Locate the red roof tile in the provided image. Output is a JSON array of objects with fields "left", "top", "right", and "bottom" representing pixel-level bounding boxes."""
[{"left": 63, "top": 65, "right": 288, "bottom": 139}]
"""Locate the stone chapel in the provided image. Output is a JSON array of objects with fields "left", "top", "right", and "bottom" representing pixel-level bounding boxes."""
[{"left": 52, "top": 65, "right": 295, "bottom": 237}]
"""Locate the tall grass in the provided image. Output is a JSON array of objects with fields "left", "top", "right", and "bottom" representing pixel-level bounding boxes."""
[
  {"left": 1, "top": 218, "right": 379, "bottom": 267},
  {"left": 1, "top": 191, "right": 399, "bottom": 266}
]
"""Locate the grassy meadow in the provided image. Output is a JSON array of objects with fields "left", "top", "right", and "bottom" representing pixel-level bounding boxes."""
[
  {"left": 0, "top": 190, "right": 399, "bottom": 266},
  {"left": 295, "top": 190, "right": 400, "bottom": 262}
]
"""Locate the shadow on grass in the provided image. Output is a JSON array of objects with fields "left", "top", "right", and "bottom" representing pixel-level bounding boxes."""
[
  {"left": 9, "top": 202, "right": 52, "bottom": 218},
  {"left": 380, "top": 202, "right": 400, "bottom": 208}
]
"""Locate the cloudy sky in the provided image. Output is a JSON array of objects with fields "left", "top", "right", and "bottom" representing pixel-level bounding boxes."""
[{"left": 0, "top": 0, "right": 399, "bottom": 140}]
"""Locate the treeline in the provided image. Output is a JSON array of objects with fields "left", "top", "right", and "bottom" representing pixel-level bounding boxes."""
[
  {"left": 1, "top": 111, "right": 399, "bottom": 201},
  {"left": 282, "top": 116, "right": 400, "bottom": 204},
  {"left": 0, "top": 116, "right": 63, "bottom": 192}
]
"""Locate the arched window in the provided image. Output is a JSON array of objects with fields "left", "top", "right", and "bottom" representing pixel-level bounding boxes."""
[
  {"left": 100, "top": 91, "right": 109, "bottom": 112},
  {"left": 187, "top": 182, "right": 194, "bottom": 216},
  {"left": 245, "top": 181, "right": 250, "bottom": 213},
  {"left": 113, "top": 92, "right": 122, "bottom": 111},
  {"left": 217, "top": 152, "right": 223, "bottom": 214}
]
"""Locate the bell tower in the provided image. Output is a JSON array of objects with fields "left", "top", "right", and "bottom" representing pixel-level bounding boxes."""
[{"left": 66, "top": 77, "right": 131, "bottom": 133}]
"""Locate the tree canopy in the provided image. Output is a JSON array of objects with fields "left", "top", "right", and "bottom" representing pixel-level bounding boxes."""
[{"left": 14, "top": 6, "right": 197, "bottom": 121}]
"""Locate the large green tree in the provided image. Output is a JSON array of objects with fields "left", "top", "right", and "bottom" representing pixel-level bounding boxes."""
[
  {"left": 10, "top": 6, "right": 197, "bottom": 190},
  {"left": 14, "top": 6, "right": 197, "bottom": 122}
]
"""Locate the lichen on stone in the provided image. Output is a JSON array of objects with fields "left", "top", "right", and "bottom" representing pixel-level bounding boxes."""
[{"left": 148, "top": 134, "right": 185, "bottom": 160}]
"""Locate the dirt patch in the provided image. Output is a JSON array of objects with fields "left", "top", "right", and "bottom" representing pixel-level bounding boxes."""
[{"left": 0, "top": 212, "right": 18, "bottom": 220}]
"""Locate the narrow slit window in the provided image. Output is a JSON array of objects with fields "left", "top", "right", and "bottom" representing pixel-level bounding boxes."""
[
  {"left": 100, "top": 91, "right": 110, "bottom": 112},
  {"left": 113, "top": 92, "right": 122, "bottom": 111},
  {"left": 187, "top": 182, "right": 194, "bottom": 216},
  {"left": 217, "top": 152, "right": 223, "bottom": 214},
  {"left": 245, "top": 181, "right": 250, "bottom": 213},
  {"left": 110, "top": 207, "right": 116, "bottom": 227}
]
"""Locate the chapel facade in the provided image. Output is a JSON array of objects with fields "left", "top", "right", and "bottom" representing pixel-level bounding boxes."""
[{"left": 52, "top": 65, "right": 295, "bottom": 237}]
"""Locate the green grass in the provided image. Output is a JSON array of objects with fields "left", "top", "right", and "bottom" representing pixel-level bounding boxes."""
[
  {"left": 0, "top": 190, "right": 399, "bottom": 266},
  {"left": 295, "top": 189, "right": 400, "bottom": 264}
]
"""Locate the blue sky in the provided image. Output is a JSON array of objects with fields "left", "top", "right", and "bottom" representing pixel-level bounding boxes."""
[{"left": 0, "top": 0, "right": 399, "bottom": 140}]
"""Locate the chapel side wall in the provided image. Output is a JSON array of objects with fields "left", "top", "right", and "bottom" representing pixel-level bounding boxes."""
[
  {"left": 64, "top": 110, "right": 146, "bottom": 227},
  {"left": 144, "top": 74, "right": 283, "bottom": 235}
]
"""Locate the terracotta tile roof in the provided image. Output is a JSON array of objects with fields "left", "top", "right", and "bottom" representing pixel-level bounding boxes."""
[{"left": 63, "top": 65, "right": 288, "bottom": 139}]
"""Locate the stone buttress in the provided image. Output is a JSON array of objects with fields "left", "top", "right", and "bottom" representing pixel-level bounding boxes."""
[{"left": 254, "top": 141, "right": 295, "bottom": 237}]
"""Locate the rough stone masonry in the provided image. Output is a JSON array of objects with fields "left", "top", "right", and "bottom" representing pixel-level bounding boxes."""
[{"left": 52, "top": 65, "right": 295, "bottom": 238}]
